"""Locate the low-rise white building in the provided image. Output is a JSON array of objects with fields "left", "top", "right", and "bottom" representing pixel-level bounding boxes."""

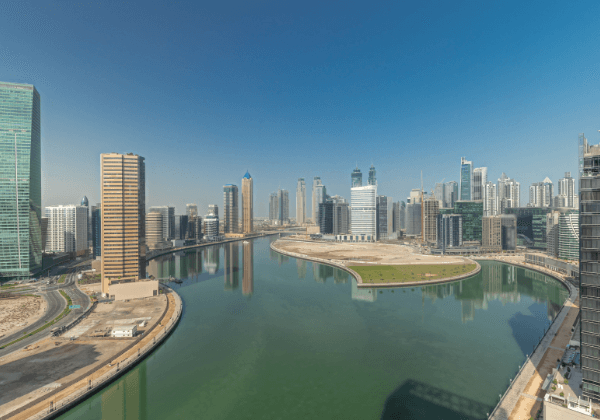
[{"left": 111, "top": 325, "right": 137, "bottom": 338}]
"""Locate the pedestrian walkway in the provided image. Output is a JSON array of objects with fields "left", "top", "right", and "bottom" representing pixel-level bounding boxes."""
[{"left": 488, "top": 271, "right": 578, "bottom": 420}]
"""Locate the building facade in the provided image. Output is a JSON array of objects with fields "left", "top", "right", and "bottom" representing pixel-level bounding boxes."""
[
  {"left": 559, "top": 172, "right": 577, "bottom": 208},
  {"left": 100, "top": 152, "right": 146, "bottom": 295},
  {"left": 460, "top": 157, "right": 473, "bottom": 201},
  {"left": 503, "top": 207, "right": 548, "bottom": 249},
  {"left": 146, "top": 211, "right": 168, "bottom": 250},
  {"left": 174, "top": 215, "right": 189, "bottom": 240},
  {"left": 473, "top": 167, "right": 487, "bottom": 201},
  {"left": 148, "top": 206, "right": 175, "bottom": 241},
  {"left": 376, "top": 195, "right": 393, "bottom": 241},
  {"left": 91, "top": 204, "right": 101, "bottom": 257},
  {"left": 483, "top": 181, "right": 497, "bottom": 217},
  {"left": 319, "top": 200, "right": 334, "bottom": 234},
  {"left": 351, "top": 167, "right": 362, "bottom": 188},
  {"left": 351, "top": 185, "right": 377, "bottom": 237},
  {"left": 312, "top": 176, "right": 322, "bottom": 223},
  {"left": 296, "top": 178, "right": 306, "bottom": 225},
  {"left": 0, "top": 82, "right": 42, "bottom": 279},
  {"left": 579, "top": 135, "right": 600, "bottom": 400},
  {"left": 368, "top": 165, "right": 376, "bottom": 186},
  {"left": 204, "top": 205, "right": 220, "bottom": 239},
  {"left": 242, "top": 171, "right": 253, "bottom": 233},
  {"left": 278, "top": 189, "right": 290, "bottom": 225},
  {"left": 405, "top": 201, "right": 422, "bottom": 236},
  {"left": 186, "top": 203, "right": 198, "bottom": 220},
  {"left": 223, "top": 184, "right": 239, "bottom": 233},
  {"left": 498, "top": 173, "right": 520, "bottom": 213},
  {"left": 333, "top": 201, "right": 350, "bottom": 235},
  {"left": 269, "top": 192, "right": 278, "bottom": 222},
  {"left": 529, "top": 177, "right": 554, "bottom": 208},
  {"left": 423, "top": 196, "right": 440, "bottom": 244},
  {"left": 558, "top": 210, "right": 579, "bottom": 261},
  {"left": 440, "top": 201, "right": 483, "bottom": 243},
  {"left": 482, "top": 215, "right": 516, "bottom": 251},
  {"left": 437, "top": 214, "right": 462, "bottom": 252},
  {"left": 44, "top": 205, "right": 88, "bottom": 254}
]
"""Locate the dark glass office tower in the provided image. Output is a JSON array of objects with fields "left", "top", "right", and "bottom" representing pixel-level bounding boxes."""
[{"left": 0, "top": 82, "right": 42, "bottom": 279}]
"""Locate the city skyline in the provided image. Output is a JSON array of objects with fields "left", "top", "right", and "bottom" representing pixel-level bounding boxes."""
[{"left": 1, "top": 2, "right": 596, "bottom": 217}]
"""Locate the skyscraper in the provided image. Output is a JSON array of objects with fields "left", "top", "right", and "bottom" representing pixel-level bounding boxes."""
[
  {"left": 44, "top": 205, "right": 88, "bottom": 254},
  {"left": 368, "top": 165, "right": 377, "bottom": 186},
  {"left": 242, "top": 171, "right": 253, "bottom": 233},
  {"left": 559, "top": 172, "right": 576, "bottom": 208},
  {"left": 437, "top": 214, "right": 462, "bottom": 252},
  {"left": 0, "top": 82, "right": 42, "bottom": 279},
  {"left": 473, "top": 167, "right": 487, "bottom": 201},
  {"left": 460, "top": 157, "right": 473, "bottom": 201},
  {"left": 444, "top": 181, "right": 458, "bottom": 208},
  {"left": 146, "top": 211, "right": 168, "bottom": 250},
  {"left": 351, "top": 167, "right": 362, "bottom": 187},
  {"left": 529, "top": 177, "right": 553, "bottom": 208},
  {"left": 483, "top": 181, "right": 497, "bottom": 217},
  {"left": 296, "top": 178, "right": 306, "bottom": 225},
  {"left": 223, "top": 184, "right": 239, "bottom": 233},
  {"left": 376, "top": 195, "right": 393, "bottom": 241},
  {"left": 423, "top": 196, "right": 439, "bottom": 243},
  {"left": 204, "top": 205, "right": 219, "bottom": 239},
  {"left": 351, "top": 185, "right": 377, "bottom": 238},
  {"left": 186, "top": 204, "right": 198, "bottom": 220},
  {"left": 269, "top": 192, "right": 279, "bottom": 223},
  {"left": 498, "top": 173, "right": 520, "bottom": 213},
  {"left": 312, "top": 177, "right": 323, "bottom": 224},
  {"left": 148, "top": 206, "right": 175, "bottom": 241},
  {"left": 91, "top": 204, "right": 101, "bottom": 257},
  {"left": 579, "top": 134, "right": 600, "bottom": 400},
  {"left": 278, "top": 189, "right": 289, "bottom": 224},
  {"left": 100, "top": 152, "right": 146, "bottom": 295}
]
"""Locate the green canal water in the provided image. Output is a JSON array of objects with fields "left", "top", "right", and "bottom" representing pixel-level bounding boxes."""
[{"left": 58, "top": 237, "right": 568, "bottom": 420}]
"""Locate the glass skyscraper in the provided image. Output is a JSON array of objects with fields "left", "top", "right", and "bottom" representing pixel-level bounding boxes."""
[
  {"left": 460, "top": 157, "right": 473, "bottom": 201},
  {"left": 0, "top": 82, "right": 42, "bottom": 279}
]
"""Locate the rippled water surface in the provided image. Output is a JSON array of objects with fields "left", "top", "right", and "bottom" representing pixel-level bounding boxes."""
[{"left": 58, "top": 237, "right": 568, "bottom": 420}]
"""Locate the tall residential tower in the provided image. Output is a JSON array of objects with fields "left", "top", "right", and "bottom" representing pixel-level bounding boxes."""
[
  {"left": 100, "top": 153, "right": 146, "bottom": 295},
  {"left": 223, "top": 184, "right": 239, "bottom": 233},
  {"left": 296, "top": 178, "right": 306, "bottom": 225},
  {"left": 242, "top": 171, "right": 253, "bottom": 233}
]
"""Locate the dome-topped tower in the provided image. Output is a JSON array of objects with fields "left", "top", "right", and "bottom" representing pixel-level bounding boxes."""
[{"left": 81, "top": 196, "right": 89, "bottom": 206}]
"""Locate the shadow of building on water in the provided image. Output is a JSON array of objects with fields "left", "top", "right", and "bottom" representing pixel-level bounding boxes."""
[{"left": 381, "top": 379, "right": 493, "bottom": 420}]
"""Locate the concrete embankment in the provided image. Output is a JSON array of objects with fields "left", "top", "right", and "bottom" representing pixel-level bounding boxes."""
[
  {"left": 482, "top": 258, "right": 578, "bottom": 420},
  {"left": 270, "top": 239, "right": 481, "bottom": 288},
  {"left": 7, "top": 286, "right": 183, "bottom": 420}
]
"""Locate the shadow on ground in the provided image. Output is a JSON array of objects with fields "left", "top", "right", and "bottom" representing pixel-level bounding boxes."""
[{"left": 381, "top": 379, "right": 496, "bottom": 420}]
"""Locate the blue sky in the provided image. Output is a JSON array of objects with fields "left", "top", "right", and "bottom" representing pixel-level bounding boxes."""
[{"left": 1, "top": 0, "right": 599, "bottom": 217}]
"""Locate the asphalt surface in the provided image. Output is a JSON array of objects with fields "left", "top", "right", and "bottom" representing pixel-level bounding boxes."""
[{"left": 0, "top": 261, "right": 92, "bottom": 358}]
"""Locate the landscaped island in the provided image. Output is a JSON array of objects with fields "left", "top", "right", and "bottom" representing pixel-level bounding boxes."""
[
  {"left": 350, "top": 263, "right": 478, "bottom": 284},
  {"left": 271, "top": 238, "right": 481, "bottom": 287}
]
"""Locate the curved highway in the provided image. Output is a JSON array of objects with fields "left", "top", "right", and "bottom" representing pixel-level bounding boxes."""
[{"left": 0, "top": 265, "right": 92, "bottom": 358}]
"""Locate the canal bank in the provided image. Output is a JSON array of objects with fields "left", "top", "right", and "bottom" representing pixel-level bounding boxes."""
[
  {"left": 53, "top": 237, "right": 570, "bottom": 420},
  {"left": 270, "top": 239, "right": 481, "bottom": 288},
  {"left": 479, "top": 257, "right": 579, "bottom": 420},
  {"left": 0, "top": 285, "right": 182, "bottom": 420}
]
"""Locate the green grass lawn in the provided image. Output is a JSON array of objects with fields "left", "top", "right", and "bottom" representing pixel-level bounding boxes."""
[
  {"left": 349, "top": 264, "right": 477, "bottom": 284},
  {"left": 58, "top": 274, "right": 67, "bottom": 284}
]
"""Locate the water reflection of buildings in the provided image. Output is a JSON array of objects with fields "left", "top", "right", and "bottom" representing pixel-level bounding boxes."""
[
  {"left": 204, "top": 246, "right": 220, "bottom": 275},
  {"left": 243, "top": 241, "right": 253, "bottom": 296},
  {"left": 297, "top": 259, "right": 307, "bottom": 279},
  {"left": 102, "top": 363, "right": 147, "bottom": 418},
  {"left": 422, "top": 263, "right": 569, "bottom": 323},
  {"left": 147, "top": 248, "right": 203, "bottom": 281},
  {"left": 224, "top": 242, "right": 240, "bottom": 291},
  {"left": 351, "top": 279, "right": 376, "bottom": 302}
]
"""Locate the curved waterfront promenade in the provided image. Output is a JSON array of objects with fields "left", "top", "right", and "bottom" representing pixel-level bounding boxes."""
[
  {"left": 479, "top": 257, "right": 578, "bottom": 420},
  {"left": 5, "top": 286, "right": 183, "bottom": 420},
  {"left": 270, "top": 239, "right": 481, "bottom": 288}
]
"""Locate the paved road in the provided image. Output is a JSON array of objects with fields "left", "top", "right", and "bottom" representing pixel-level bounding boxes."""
[{"left": 0, "top": 268, "right": 92, "bottom": 358}]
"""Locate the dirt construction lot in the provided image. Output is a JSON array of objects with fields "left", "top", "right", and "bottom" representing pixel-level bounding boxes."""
[
  {"left": 0, "top": 295, "right": 167, "bottom": 418},
  {"left": 0, "top": 295, "right": 46, "bottom": 339},
  {"left": 275, "top": 239, "right": 471, "bottom": 266}
]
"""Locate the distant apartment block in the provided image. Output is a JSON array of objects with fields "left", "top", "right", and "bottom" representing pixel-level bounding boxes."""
[{"left": 44, "top": 205, "right": 88, "bottom": 254}]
